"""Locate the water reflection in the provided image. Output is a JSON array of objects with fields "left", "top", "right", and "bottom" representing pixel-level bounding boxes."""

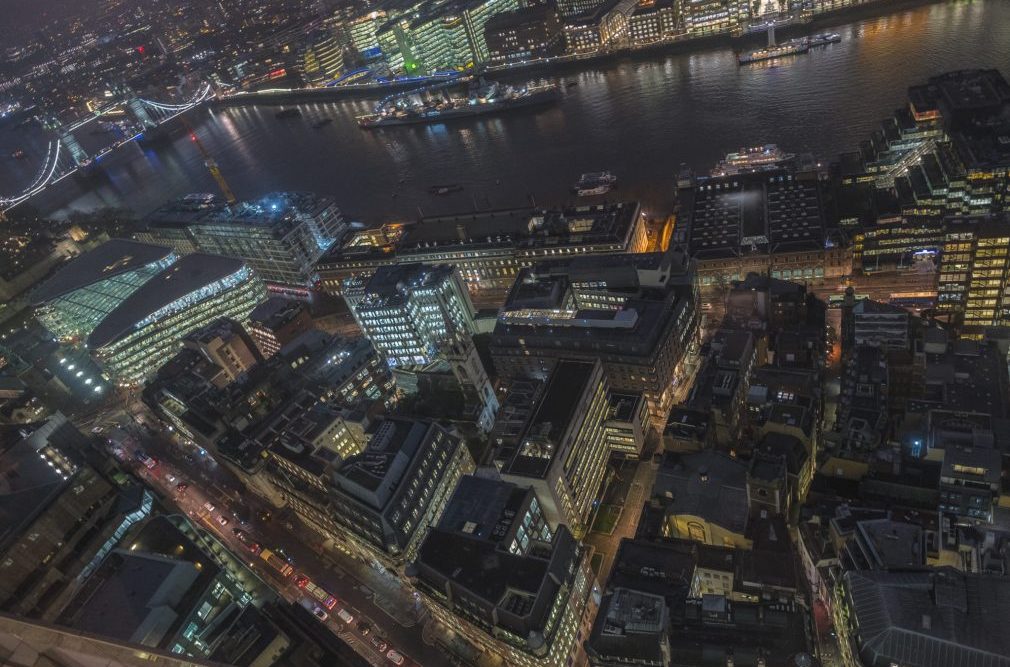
[{"left": 2, "top": 0, "right": 1001, "bottom": 222}]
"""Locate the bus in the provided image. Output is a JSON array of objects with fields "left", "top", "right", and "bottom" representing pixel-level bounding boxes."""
[
  {"left": 297, "top": 576, "right": 338, "bottom": 610},
  {"left": 828, "top": 293, "right": 869, "bottom": 308},
  {"left": 259, "top": 549, "right": 294, "bottom": 578},
  {"left": 889, "top": 291, "right": 935, "bottom": 310}
]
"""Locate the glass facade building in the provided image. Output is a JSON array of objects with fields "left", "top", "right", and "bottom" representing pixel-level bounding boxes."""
[
  {"left": 140, "top": 192, "right": 346, "bottom": 287},
  {"left": 88, "top": 254, "right": 267, "bottom": 385},
  {"left": 32, "top": 240, "right": 178, "bottom": 342},
  {"left": 344, "top": 263, "right": 477, "bottom": 367}
]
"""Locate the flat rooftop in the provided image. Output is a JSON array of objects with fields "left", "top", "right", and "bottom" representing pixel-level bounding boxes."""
[
  {"left": 322, "top": 201, "right": 640, "bottom": 264},
  {"left": 436, "top": 475, "right": 529, "bottom": 545},
  {"left": 499, "top": 360, "right": 596, "bottom": 479},
  {"left": 146, "top": 191, "right": 337, "bottom": 231}
]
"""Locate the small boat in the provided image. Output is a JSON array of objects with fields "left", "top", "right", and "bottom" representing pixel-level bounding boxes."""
[
  {"left": 429, "top": 184, "right": 463, "bottom": 195},
  {"left": 275, "top": 108, "right": 302, "bottom": 119},
  {"left": 573, "top": 171, "right": 617, "bottom": 196},
  {"left": 312, "top": 118, "right": 333, "bottom": 128},
  {"left": 10, "top": 148, "right": 25, "bottom": 159}
]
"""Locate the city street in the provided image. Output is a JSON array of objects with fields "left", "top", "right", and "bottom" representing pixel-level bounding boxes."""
[{"left": 89, "top": 406, "right": 458, "bottom": 667}]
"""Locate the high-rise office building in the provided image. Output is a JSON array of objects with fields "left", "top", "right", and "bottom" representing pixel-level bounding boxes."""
[
  {"left": 491, "top": 359, "right": 611, "bottom": 537},
  {"left": 328, "top": 418, "right": 474, "bottom": 568},
  {"left": 295, "top": 30, "right": 344, "bottom": 85},
  {"left": 349, "top": 11, "right": 386, "bottom": 55},
  {"left": 87, "top": 254, "right": 267, "bottom": 385},
  {"left": 681, "top": 0, "right": 747, "bottom": 36},
  {"left": 556, "top": 0, "right": 608, "bottom": 19},
  {"left": 410, "top": 475, "right": 597, "bottom": 667},
  {"left": 490, "top": 250, "right": 699, "bottom": 420},
  {"left": 460, "top": 0, "right": 520, "bottom": 65},
  {"left": 140, "top": 192, "right": 346, "bottom": 287},
  {"left": 936, "top": 214, "right": 1010, "bottom": 336},
  {"left": 32, "top": 240, "right": 177, "bottom": 342},
  {"left": 344, "top": 263, "right": 477, "bottom": 367}
]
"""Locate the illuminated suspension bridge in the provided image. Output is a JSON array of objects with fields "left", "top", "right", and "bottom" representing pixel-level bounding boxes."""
[{"left": 0, "top": 82, "right": 214, "bottom": 213}]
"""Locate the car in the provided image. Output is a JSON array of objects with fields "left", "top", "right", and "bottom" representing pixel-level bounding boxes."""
[
  {"left": 216, "top": 515, "right": 230, "bottom": 527},
  {"left": 369, "top": 636, "right": 388, "bottom": 652},
  {"left": 300, "top": 598, "right": 328, "bottom": 622},
  {"left": 257, "top": 510, "right": 272, "bottom": 523},
  {"left": 386, "top": 650, "right": 404, "bottom": 665},
  {"left": 164, "top": 473, "right": 177, "bottom": 484},
  {"left": 336, "top": 608, "right": 354, "bottom": 624},
  {"left": 295, "top": 574, "right": 309, "bottom": 588},
  {"left": 184, "top": 454, "right": 196, "bottom": 463},
  {"left": 175, "top": 483, "right": 189, "bottom": 493},
  {"left": 356, "top": 621, "right": 371, "bottom": 636},
  {"left": 203, "top": 502, "right": 216, "bottom": 513}
]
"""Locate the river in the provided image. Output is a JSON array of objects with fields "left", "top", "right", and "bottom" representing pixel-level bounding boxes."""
[{"left": 3, "top": 0, "right": 1008, "bottom": 223}]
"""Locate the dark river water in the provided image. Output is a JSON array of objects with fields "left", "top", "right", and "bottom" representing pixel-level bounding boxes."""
[{"left": 2, "top": 0, "right": 1008, "bottom": 223}]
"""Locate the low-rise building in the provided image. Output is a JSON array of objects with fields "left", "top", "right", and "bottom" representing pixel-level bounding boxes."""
[
  {"left": 676, "top": 169, "right": 849, "bottom": 286},
  {"left": 247, "top": 297, "right": 315, "bottom": 358},
  {"left": 651, "top": 450, "right": 751, "bottom": 548},
  {"left": 836, "top": 568, "right": 1010, "bottom": 667},
  {"left": 182, "top": 317, "right": 263, "bottom": 384},
  {"left": 318, "top": 202, "right": 649, "bottom": 304}
]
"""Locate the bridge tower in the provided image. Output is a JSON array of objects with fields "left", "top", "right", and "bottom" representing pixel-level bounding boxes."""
[
  {"left": 113, "top": 82, "right": 158, "bottom": 130},
  {"left": 43, "top": 114, "right": 89, "bottom": 167}
]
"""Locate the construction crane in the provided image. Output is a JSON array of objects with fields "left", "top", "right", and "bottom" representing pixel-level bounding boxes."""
[{"left": 184, "top": 119, "right": 236, "bottom": 203}]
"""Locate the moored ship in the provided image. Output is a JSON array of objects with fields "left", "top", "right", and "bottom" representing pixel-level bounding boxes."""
[
  {"left": 573, "top": 171, "right": 617, "bottom": 196},
  {"left": 357, "top": 81, "right": 559, "bottom": 128},
  {"left": 738, "top": 28, "right": 841, "bottom": 64},
  {"left": 712, "top": 144, "right": 796, "bottom": 176}
]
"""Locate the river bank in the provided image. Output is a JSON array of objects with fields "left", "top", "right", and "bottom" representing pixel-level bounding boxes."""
[
  {"left": 20, "top": 0, "right": 1004, "bottom": 223},
  {"left": 212, "top": 0, "right": 943, "bottom": 108}
]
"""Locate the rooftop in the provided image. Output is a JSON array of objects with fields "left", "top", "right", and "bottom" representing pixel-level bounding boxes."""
[
  {"left": 0, "top": 416, "right": 86, "bottom": 550},
  {"left": 146, "top": 192, "right": 337, "bottom": 230},
  {"left": 497, "top": 360, "right": 598, "bottom": 479},
  {"left": 414, "top": 523, "right": 578, "bottom": 620},
  {"left": 653, "top": 450, "right": 749, "bottom": 536},
  {"left": 680, "top": 170, "right": 827, "bottom": 260},
  {"left": 31, "top": 239, "right": 175, "bottom": 305},
  {"left": 88, "top": 253, "right": 249, "bottom": 349},
  {"left": 68, "top": 550, "right": 201, "bottom": 646},
  {"left": 845, "top": 568, "right": 1010, "bottom": 667},
  {"left": 436, "top": 475, "right": 530, "bottom": 545}
]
